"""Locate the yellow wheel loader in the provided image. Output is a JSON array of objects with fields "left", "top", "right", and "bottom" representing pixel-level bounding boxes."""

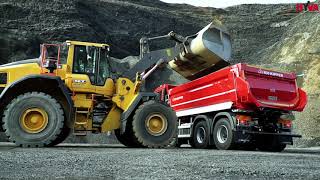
[
  {"left": 0, "top": 23, "right": 232, "bottom": 148},
  {"left": 0, "top": 41, "right": 178, "bottom": 148}
]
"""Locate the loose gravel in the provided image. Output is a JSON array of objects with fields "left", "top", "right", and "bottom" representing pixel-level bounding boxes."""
[{"left": 0, "top": 143, "right": 320, "bottom": 179}]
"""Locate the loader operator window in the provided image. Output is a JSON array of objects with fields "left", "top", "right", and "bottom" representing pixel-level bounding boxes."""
[
  {"left": 73, "top": 45, "right": 110, "bottom": 86},
  {"left": 73, "top": 45, "right": 97, "bottom": 84}
]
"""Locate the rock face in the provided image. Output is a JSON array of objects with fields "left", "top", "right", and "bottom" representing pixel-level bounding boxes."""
[
  {"left": 221, "top": 4, "right": 296, "bottom": 64},
  {"left": 0, "top": 0, "right": 296, "bottom": 63},
  {"left": 255, "top": 12, "right": 320, "bottom": 140},
  {"left": 1, "top": 0, "right": 319, "bottom": 144},
  {"left": 0, "top": 0, "right": 215, "bottom": 63}
]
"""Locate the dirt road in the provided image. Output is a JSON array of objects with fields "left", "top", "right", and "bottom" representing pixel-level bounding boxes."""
[{"left": 0, "top": 143, "right": 319, "bottom": 179}]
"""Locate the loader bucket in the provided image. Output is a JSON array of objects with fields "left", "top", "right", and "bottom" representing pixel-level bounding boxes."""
[{"left": 169, "top": 23, "right": 232, "bottom": 80}]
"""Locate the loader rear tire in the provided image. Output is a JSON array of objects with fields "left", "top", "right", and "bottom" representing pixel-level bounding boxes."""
[
  {"left": 2, "top": 92, "right": 64, "bottom": 147},
  {"left": 132, "top": 100, "right": 177, "bottom": 148},
  {"left": 48, "top": 126, "right": 71, "bottom": 146}
]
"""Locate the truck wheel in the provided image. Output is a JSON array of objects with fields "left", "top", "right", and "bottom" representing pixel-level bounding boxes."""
[
  {"left": 190, "top": 121, "right": 210, "bottom": 148},
  {"left": 213, "top": 118, "right": 235, "bottom": 150},
  {"left": 2, "top": 92, "right": 64, "bottom": 147},
  {"left": 132, "top": 100, "right": 177, "bottom": 148},
  {"left": 257, "top": 136, "right": 286, "bottom": 152}
]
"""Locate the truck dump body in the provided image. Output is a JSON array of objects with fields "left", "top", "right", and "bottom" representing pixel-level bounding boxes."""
[
  {"left": 155, "top": 63, "right": 307, "bottom": 151},
  {"left": 158, "top": 63, "right": 307, "bottom": 117}
]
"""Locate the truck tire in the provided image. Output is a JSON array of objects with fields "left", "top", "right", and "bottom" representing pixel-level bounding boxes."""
[
  {"left": 132, "top": 100, "right": 177, "bottom": 148},
  {"left": 256, "top": 135, "right": 286, "bottom": 152},
  {"left": 213, "top": 118, "right": 235, "bottom": 150},
  {"left": 190, "top": 121, "right": 210, "bottom": 148},
  {"left": 2, "top": 92, "right": 64, "bottom": 147}
]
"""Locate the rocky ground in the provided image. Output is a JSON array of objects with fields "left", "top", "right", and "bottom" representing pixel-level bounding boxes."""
[
  {"left": 0, "top": 0, "right": 319, "bottom": 145},
  {"left": 0, "top": 143, "right": 320, "bottom": 179}
]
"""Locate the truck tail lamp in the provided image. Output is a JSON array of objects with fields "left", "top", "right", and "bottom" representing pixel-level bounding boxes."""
[
  {"left": 236, "top": 115, "right": 252, "bottom": 125},
  {"left": 278, "top": 119, "right": 292, "bottom": 129},
  {"left": 278, "top": 113, "right": 294, "bottom": 129}
]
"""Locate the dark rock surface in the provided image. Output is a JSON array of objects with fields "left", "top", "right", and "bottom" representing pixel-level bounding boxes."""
[
  {"left": 0, "top": 0, "right": 214, "bottom": 63},
  {"left": 0, "top": 0, "right": 297, "bottom": 63}
]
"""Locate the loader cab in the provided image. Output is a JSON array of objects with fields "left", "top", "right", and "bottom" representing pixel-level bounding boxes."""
[{"left": 64, "top": 41, "right": 114, "bottom": 97}]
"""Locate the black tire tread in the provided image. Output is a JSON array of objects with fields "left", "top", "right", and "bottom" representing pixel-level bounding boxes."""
[
  {"left": 2, "top": 92, "right": 65, "bottom": 147},
  {"left": 213, "top": 118, "right": 236, "bottom": 150},
  {"left": 190, "top": 120, "right": 210, "bottom": 149},
  {"left": 132, "top": 100, "right": 177, "bottom": 148}
]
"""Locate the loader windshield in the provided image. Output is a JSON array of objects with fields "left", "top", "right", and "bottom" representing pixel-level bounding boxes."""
[{"left": 73, "top": 45, "right": 111, "bottom": 85}]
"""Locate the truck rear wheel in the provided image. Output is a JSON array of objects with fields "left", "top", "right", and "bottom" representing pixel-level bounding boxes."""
[
  {"left": 2, "top": 92, "right": 64, "bottom": 147},
  {"left": 190, "top": 121, "right": 210, "bottom": 148},
  {"left": 213, "top": 118, "right": 235, "bottom": 150},
  {"left": 132, "top": 100, "right": 177, "bottom": 148}
]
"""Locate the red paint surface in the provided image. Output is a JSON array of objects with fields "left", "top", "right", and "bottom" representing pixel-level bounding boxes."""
[{"left": 155, "top": 63, "right": 307, "bottom": 113}]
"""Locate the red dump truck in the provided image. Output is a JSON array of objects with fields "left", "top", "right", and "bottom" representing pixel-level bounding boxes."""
[{"left": 155, "top": 63, "right": 307, "bottom": 152}]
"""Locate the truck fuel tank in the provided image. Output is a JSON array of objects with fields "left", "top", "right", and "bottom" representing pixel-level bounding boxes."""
[{"left": 169, "top": 23, "right": 232, "bottom": 80}]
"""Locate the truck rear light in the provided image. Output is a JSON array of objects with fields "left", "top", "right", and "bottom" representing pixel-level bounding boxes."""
[
  {"left": 236, "top": 115, "right": 252, "bottom": 125},
  {"left": 278, "top": 119, "right": 292, "bottom": 129},
  {"left": 280, "top": 113, "right": 295, "bottom": 121}
]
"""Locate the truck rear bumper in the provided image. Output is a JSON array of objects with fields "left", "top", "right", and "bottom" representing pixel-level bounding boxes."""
[
  {"left": 241, "top": 130, "right": 302, "bottom": 138},
  {"left": 234, "top": 129, "right": 300, "bottom": 145}
]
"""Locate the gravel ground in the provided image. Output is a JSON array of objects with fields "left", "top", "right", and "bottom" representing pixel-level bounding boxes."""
[{"left": 0, "top": 143, "right": 320, "bottom": 180}]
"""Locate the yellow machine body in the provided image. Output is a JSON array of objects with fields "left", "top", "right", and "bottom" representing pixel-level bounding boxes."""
[{"left": 0, "top": 40, "right": 141, "bottom": 134}]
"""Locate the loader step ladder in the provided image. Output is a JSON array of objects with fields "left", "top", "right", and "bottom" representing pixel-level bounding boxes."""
[{"left": 73, "top": 107, "right": 91, "bottom": 136}]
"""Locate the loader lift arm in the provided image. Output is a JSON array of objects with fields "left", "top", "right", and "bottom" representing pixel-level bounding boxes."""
[
  {"left": 123, "top": 23, "right": 232, "bottom": 81},
  {"left": 122, "top": 32, "right": 184, "bottom": 80}
]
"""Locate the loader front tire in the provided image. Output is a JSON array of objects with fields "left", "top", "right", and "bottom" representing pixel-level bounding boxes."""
[
  {"left": 114, "top": 128, "right": 144, "bottom": 148},
  {"left": 2, "top": 92, "right": 64, "bottom": 147},
  {"left": 132, "top": 100, "right": 177, "bottom": 148}
]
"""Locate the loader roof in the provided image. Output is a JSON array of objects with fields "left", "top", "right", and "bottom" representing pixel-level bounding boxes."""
[{"left": 66, "top": 40, "right": 109, "bottom": 48}]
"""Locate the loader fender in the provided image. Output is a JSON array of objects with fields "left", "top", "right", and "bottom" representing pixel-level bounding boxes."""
[
  {"left": 0, "top": 75, "right": 74, "bottom": 127},
  {"left": 120, "top": 92, "right": 158, "bottom": 133}
]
